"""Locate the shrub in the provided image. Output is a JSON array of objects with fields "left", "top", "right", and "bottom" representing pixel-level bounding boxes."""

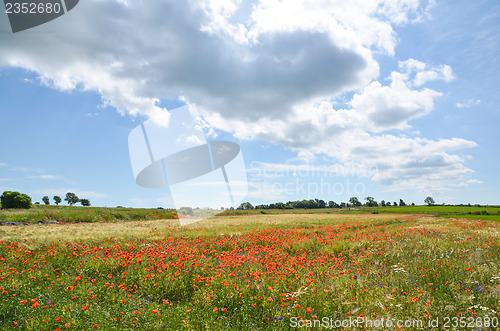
[
  {"left": 178, "top": 206, "right": 194, "bottom": 216},
  {"left": 0, "top": 191, "right": 32, "bottom": 209}
]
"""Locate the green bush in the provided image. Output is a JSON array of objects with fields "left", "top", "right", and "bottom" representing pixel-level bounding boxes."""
[
  {"left": 178, "top": 206, "right": 194, "bottom": 216},
  {"left": 0, "top": 191, "right": 32, "bottom": 209}
]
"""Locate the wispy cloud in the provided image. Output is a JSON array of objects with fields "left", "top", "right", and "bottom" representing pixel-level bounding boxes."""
[
  {"left": 12, "top": 166, "right": 45, "bottom": 173},
  {"left": 27, "top": 175, "right": 61, "bottom": 180},
  {"left": 129, "top": 197, "right": 150, "bottom": 207},
  {"left": 246, "top": 182, "right": 286, "bottom": 201},
  {"left": 248, "top": 161, "right": 374, "bottom": 179},
  {"left": 456, "top": 99, "right": 481, "bottom": 108},
  {"left": 454, "top": 179, "right": 483, "bottom": 187},
  {"left": 35, "top": 188, "right": 107, "bottom": 199},
  {"left": 8, "top": 165, "right": 64, "bottom": 181}
]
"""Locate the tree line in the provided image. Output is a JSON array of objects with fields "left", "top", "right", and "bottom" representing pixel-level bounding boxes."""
[
  {"left": 42, "top": 192, "right": 91, "bottom": 206},
  {"left": 239, "top": 196, "right": 438, "bottom": 210},
  {"left": 1, "top": 191, "right": 91, "bottom": 209}
]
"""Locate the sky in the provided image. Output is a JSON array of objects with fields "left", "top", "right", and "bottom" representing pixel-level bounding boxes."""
[{"left": 0, "top": 0, "right": 499, "bottom": 208}]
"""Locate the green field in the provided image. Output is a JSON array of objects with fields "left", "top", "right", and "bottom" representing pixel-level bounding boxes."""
[
  {"left": 2, "top": 205, "right": 499, "bottom": 224},
  {"left": 0, "top": 205, "right": 177, "bottom": 224},
  {"left": 219, "top": 205, "right": 500, "bottom": 222},
  {"left": 0, "top": 208, "right": 499, "bottom": 330}
]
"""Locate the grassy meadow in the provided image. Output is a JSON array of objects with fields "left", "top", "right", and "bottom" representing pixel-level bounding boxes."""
[
  {"left": 0, "top": 205, "right": 177, "bottom": 224},
  {"left": 0, "top": 209, "right": 499, "bottom": 330},
  {"left": 218, "top": 205, "right": 500, "bottom": 222}
]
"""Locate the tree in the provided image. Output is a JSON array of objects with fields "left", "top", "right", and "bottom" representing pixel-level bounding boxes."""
[
  {"left": 424, "top": 196, "right": 435, "bottom": 206},
  {"left": 349, "top": 197, "right": 362, "bottom": 207},
  {"left": 237, "top": 202, "right": 254, "bottom": 210},
  {"left": 328, "top": 201, "right": 338, "bottom": 208},
  {"left": 0, "top": 191, "right": 32, "bottom": 209},
  {"left": 178, "top": 206, "right": 193, "bottom": 216},
  {"left": 80, "top": 199, "right": 91, "bottom": 207},
  {"left": 53, "top": 196, "right": 62, "bottom": 205},
  {"left": 275, "top": 202, "right": 286, "bottom": 209},
  {"left": 365, "top": 196, "right": 378, "bottom": 207},
  {"left": 42, "top": 196, "right": 50, "bottom": 205},
  {"left": 393, "top": 202, "right": 398, "bottom": 207},
  {"left": 64, "top": 192, "right": 79, "bottom": 206},
  {"left": 386, "top": 201, "right": 391, "bottom": 206},
  {"left": 381, "top": 200, "right": 386, "bottom": 207},
  {"left": 399, "top": 199, "right": 406, "bottom": 207}
]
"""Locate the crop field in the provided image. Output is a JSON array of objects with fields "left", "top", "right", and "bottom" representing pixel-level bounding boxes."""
[{"left": 0, "top": 213, "right": 499, "bottom": 330}]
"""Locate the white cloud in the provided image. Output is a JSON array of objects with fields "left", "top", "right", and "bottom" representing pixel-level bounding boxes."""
[
  {"left": 9, "top": 166, "right": 64, "bottom": 181},
  {"left": 216, "top": 60, "right": 474, "bottom": 194},
  {"left": 248, "top": 161, "right": 374, "bottom": 179},
  {"left": 454, "top": 179, "right": 483, "bottom": 187},
  {"left": 248, "top": 134, "right": 477, "bottom": 194},
  {"left": 0, "top": 0, "right": 476, "bottom": 193},
  {"left": 27, "top": 175, "right": 61, "bottom": 180},
  {"left": 335, "top": 135, "right": 477, "bottom": 193},
  {"left": 378, "top": 0, "right": 436, "bottom": 24},
  {"left": 0, "top": 0, "right": 434, "bottom": 124},
  {"left": 176, "top": 134, "right": 204, "bottom": 146},
  {"left": 350, "top": 72, "right": 442, "bottom": 132},
  {"left": 204, "top": 60, "right": 452, "bottom": 143},
  {"left": 246, "top": 181, "right": 286, "bottom": 201},
  {"left": 245, "top": 0, "right": 430, "bottom": 55},
  {"left": 398, "top": 58, "right": 454, "bottom": 87},
  {"left": 129, "top": 197, "right": 152, "bottom": 208},
  {"left": 11, "top": 166, "right": 45, "bottom": 173},
  {"left": 35, "top": 189, "right": 107, "bottom": 199},
  {"left": 0, "top": 162, "right": 7, "bottom": 167},
  {"left": 456, "top": 99, "right": 481, "bottom": 108},
  {"left": 190, "top": 51, "right": 476, "bottom": 193}
]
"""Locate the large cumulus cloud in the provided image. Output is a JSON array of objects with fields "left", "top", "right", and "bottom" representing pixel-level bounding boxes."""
[{"left": 0, "top": 0, "right": 478, "bottom": 193}]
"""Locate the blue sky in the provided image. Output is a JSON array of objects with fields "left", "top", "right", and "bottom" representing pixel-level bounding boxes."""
[{"left": 0, "top": 0, "right": 499, "bottom": 208}]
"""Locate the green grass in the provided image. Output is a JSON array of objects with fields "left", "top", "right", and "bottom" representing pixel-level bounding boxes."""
[
  {"left": 217, "top": 205, "right": 500, "bottom": 222},
  {"left": 2, "top": 205, "right": 499, "bottom": 224},
  {"left": 440, "top": 214, "right": 500, "bottom": 222},
  {"left": 376, "top": 205, "right": 500, "bottom": 215},
  {"left": 0, "top": 204, "right": 177, "bottom": 224}
]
